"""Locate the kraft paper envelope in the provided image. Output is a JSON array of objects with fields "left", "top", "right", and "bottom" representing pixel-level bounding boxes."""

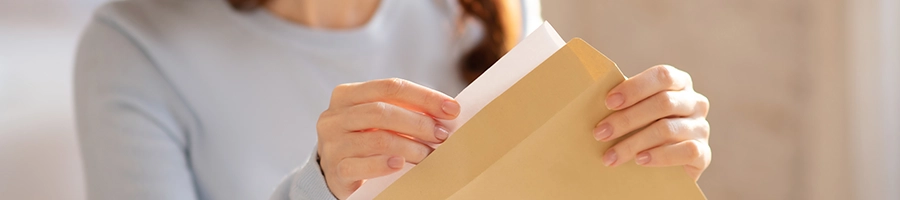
[
  {"left": 373, "top": 39, "right": 706, "bottom": 199},
  {"left": 347, "top": 22, "right": 566, "bottom": 200}
]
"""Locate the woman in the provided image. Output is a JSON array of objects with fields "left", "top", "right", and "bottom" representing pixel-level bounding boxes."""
[{"left": 74, "top": 0, "right": 711, "bottom": 199}]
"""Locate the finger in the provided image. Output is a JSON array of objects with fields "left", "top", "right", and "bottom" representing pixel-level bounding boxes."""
[
  {"left": 335, "top": 155, "right": 405, "bottom": 184},
  {"left": 346, "top": 130, "right": 433, "bottom": 164},
  {"left": 601, "top": 118, "right": 709, "bottom": 167},
  {"left": 594, "top": 91, "right": 706, "bottom": 141},
  {"left": 606, "top": 65, "right": 692, "bottom": 110},
  {"left": 634, "top": 140, "right": 711, "bottom": 180},
  {"left": 340, "top": 102, "right": 450, "bottom": 143},
  {"left": 331, "top": 78, "right": 460, "bottom": 119}
]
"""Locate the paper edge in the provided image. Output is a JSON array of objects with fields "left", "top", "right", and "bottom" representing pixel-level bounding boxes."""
[
  {"left": 346, "top": 21, "right": 566, "bottom": 200},
  {"left": 443, "top": 21, "right": 566, "bottom": 132}
]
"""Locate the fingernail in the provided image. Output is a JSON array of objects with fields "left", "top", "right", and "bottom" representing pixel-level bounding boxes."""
[
  {"left": 387, "top": 156, "right": 404, "bottom": 169},
  {"left": 434, "top": 125, "right": 450, "bottom": 141},
  {"left": 606, "top": 93, "right": 625, "bottom": 109},
  {"left": 603, "top": 150, "right": 618, "bottom": 167},
  {"left": 593, "top": 123, "right": 613, "bottom": 141},
  {"left": 636, "top": 152, "right": 651, "bottom": 165},
  {"left": 442, "top": 100, "right": 460, "bottom": 117}
]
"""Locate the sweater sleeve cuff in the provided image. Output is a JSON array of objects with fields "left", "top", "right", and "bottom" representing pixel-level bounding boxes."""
[{"left": 271, "top": 147, "right": 337, "bottom": 200}]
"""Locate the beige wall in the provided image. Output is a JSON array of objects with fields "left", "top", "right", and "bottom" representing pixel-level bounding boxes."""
[{"left": 542, "top": 0, "right": 854, "bottom": 199}]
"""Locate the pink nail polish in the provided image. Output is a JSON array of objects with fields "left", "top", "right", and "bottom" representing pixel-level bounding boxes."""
[
  {"left": 593, "top": 123, "right": 613, "bottom": 141},
  {"left": 606, "top": 93, "right": 625, "bottom": 109},
  {"left": 434, "top": 125, "right": 450, "bottom": 141},
  {"left": 442, "top": 100, "right": 460, "bottom": 117},
  {"left": 603, "top": 150, "right": 618, "bottom": 167},
  {"left": 636, "top": 152, "right": 651, "bottom": 165},
  {"left": 387, "top": 156, "right": 404, "bottom": 169}
]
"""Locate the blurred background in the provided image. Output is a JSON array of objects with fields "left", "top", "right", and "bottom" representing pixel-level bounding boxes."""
[{"left": 1, "top": 0, "right": 897, "bottom": 199}]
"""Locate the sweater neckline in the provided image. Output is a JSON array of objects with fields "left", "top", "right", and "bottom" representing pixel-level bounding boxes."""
[
  {"left": 227, "top": 0, "right": 394, "bottom": 50},
  {"left": 254, "top": 0, "right": 390, "bottom": 34}
]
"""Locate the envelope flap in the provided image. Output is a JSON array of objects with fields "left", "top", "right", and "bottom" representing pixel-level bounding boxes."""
[
  {"left": 375, "top": 37, "right": 601, "bottom": 200},
  {"left": 569, "top": 38, "right": 616, "bottom": 80},
  {"left": 446, "top": 39, "right": 706, "bottom": 200}
]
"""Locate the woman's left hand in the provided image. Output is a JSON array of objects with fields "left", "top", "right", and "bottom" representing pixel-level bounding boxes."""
[{"left": 593, "top": 65, "right": 711, "bottom": 181}]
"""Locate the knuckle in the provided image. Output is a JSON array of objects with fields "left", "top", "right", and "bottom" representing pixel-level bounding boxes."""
[
  {"left": 379, "top": 78, "right": 407, "bottom": 97},
  {"left": 414, "top": 116, "right": 434, "bottom": 136},
  {"left": 666, "top": 65, "right": 691, "bottom": 79},
  {"left": 654, "top": 65, "right": 676, "bottom": 86},
  {"left": 316, "top": 112, "right": 330, "bottom": 132},
  {"left": 422, "top": 90, "right": 440, "bottom": 107},
  {"left": 616, "top": 112, "right": 635, "bottom": 128},
  {"left": 329, "top": 83, "right": 359, "bottom": 107},
  {"left": 318, "top": 146, "right": 336, "bottom": 162},
  {"left": 616, "top": 142, "right": 637, "bottom": 156},
  {"left": 696, "top": 94, "right": 711, "bottom": 115},
  {"left": 655, "top": 119, "right": 680, "bottom": 137},
  {"left": 685, "top": 72, "right": 693, "bottom": 83},
  {"left": 333, "top": 83, "right": 353, "bottom": 95},
  {"left": 336, "top": 162, "right": 353, "bottom": 179},
  {"left": 367, "top": 102, "right": 391, "bottom": 125},
  {"left": 699, "top": 94, "right": 710, "bottom": 108},
  {"left": 684, "top": 140, "right": 704, "bottom": 159},
  {"left": 376, "top": 101, "right": 391, "bottom": 117},
  {"left": 699, "top": 119, "right": 711, "bottom": 139},
  {"left": 316, "top": 110, "right": 341, "bottom": 136},
  {"left": 315, "top": 119, "right": 328, "bottom": 136},
  {"left": 656, "top": 92, "right": 679, "bottom": 113},
  {"left": 331, "top": 84, "right": 352, "bottom": 99}
]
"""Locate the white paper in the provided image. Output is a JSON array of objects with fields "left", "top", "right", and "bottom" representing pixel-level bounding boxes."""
[
  {"left": 346, "top": 22, "right": 566, "bottom": 200},
  {"left": 441, "top": 22, "right": 566, "bottom": 132}
]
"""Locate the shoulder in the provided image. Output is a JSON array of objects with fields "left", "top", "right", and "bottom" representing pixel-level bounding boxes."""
[
  {"left": 81, "top": 0, "right": 254, "bottom": 74},
  {"left": 92, "top": 0, "right": 226, "bottom": 30},
  {"left": 87, "top": 0, "right": 239, "bottom": 52}
]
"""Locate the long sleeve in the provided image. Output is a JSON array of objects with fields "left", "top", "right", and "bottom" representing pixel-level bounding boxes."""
[
  {"left": 74, "top": 0, "right": 533, "bottom": 199},
  {"left": 74, "top": 15, "right": 199, "bottom": 200},
  {"left": 270, "top": 1, "right": 544, "bottom": 199},
  {"left": 270, "top": 148, "right": 337, "bottom": 200}
]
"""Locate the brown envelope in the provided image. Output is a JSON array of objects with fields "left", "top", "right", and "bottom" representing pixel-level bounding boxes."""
[{"left": 375, "top": 38, "right": 706, "bottom": 200}]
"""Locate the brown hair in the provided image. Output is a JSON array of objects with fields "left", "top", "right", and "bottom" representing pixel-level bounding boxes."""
[{"left": 226, "top": 0, "right": 512, "bottom": 83}]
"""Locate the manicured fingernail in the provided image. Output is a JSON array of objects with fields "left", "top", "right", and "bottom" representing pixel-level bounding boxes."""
[
  {"left": 387, "top": 156, "right": 404, "bottom": 169},
  {"left": 603, "top": 150, "right": 618, "bottom": 167},
  {"left": 593, "top": 123, "right": 613, "bottom": 141},
  {"left": 434, "top": 125, "right": 450, "bottom": 141},
  {"left": 606, "top": 93, "right": 624, "bottom": 109},
  {"left": 442, "top": 100, "right": 460, "bottom": 117},
  {"left": 636, "top": 152, "right": 651, "bottom": 165}
]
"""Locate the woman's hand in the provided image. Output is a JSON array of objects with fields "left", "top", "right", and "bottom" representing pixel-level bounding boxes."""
[
  {"left": 593, "top": 65, "right": 711, "bottom": 180},
  {"left": 316, "top": 78, "right": 460, "bottom": 199}
]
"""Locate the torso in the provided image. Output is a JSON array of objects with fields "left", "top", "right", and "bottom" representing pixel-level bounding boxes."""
[{"left": 95, "top": 0, "right": 482, "bottom": 199}]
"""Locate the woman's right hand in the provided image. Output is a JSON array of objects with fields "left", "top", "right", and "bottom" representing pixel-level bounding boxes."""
[{"left": 316, "top": 78, "right": 460, "bottom": 199}]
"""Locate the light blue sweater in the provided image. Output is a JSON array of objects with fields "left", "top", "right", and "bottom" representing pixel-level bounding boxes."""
[{"left": 74, "top": 0, "right": 541, "bottom": 199}]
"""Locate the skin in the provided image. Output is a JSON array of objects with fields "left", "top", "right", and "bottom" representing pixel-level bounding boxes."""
[
  {"left": 594, "top": 65, "right": 711, "bottom": 180},
  {"left": 267, "top": 0, "right": 711, "bottom": 199}
]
